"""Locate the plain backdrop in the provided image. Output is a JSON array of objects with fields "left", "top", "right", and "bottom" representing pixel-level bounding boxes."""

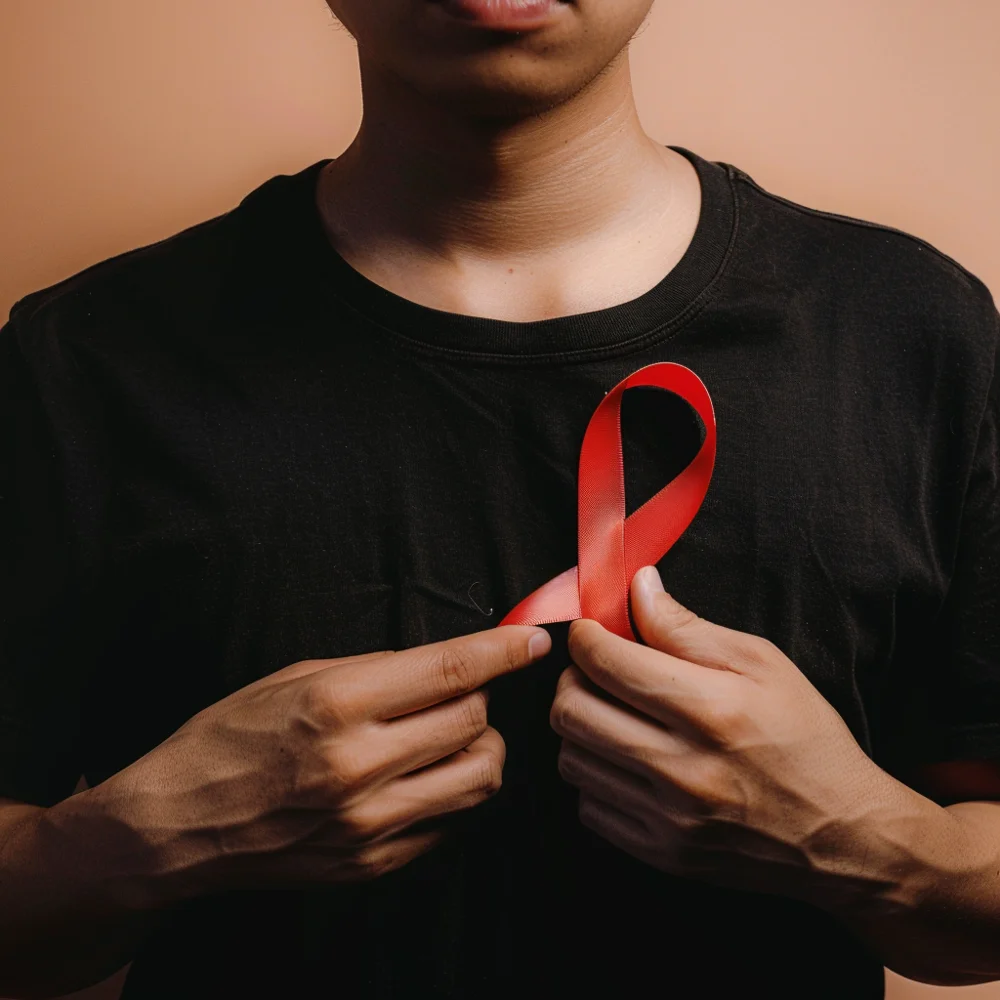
[{"left": 1, "top": 1, "right": 999, "bottom": 998}]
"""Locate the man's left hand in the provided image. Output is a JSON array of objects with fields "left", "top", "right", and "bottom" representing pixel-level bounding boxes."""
[{"left": 550, "top": 564, "right": 934, "bottom": 907}]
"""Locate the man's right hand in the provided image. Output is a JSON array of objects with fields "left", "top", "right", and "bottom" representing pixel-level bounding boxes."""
[{"left": 87, "top": 624, "right": 552, "bottom": 903}]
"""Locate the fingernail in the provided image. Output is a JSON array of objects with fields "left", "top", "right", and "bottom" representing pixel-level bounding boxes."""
[
  {"left": 639, "top": 565, "right": 664, "bottom": 594},
  {"left": 529, "top": 630, "right": 552, "bottom": 660}
]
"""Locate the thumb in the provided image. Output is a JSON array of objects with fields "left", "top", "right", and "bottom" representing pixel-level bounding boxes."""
[{"left": 629, "top": 566, "right": 742, "bottom": 671}]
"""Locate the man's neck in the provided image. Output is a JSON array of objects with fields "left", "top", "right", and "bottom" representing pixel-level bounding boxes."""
[{"left": 315, "top": 53, "right": 702, "bottom": 321}]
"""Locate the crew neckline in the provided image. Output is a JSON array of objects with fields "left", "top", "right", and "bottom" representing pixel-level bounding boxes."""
[{"left": 282, "top": 145, "right": 737, "bottom": 360}]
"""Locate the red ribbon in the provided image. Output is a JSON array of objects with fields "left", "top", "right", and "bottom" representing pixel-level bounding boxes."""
[{"left": 498, "top": 362, "right": 716, "bottom": 642}]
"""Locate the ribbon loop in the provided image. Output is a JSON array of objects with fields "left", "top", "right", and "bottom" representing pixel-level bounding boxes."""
[{"left": 499, "top": 362, "right": 716, "bottom": 641}]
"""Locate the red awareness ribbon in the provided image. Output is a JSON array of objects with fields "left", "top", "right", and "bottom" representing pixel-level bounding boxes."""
[{"left": 498, "top": 362, "right": 716, "bottom": 642}]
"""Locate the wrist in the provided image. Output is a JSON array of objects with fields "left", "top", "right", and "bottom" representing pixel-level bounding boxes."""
[
  {"left": 804, "top": 766, "right": 962, "bottom": 923},
  {"left": 801, "top": 771, "right": 1000, "bottom": 985},
  {"left": 39, "top": 770, "right": 202, "bottom": 913}
]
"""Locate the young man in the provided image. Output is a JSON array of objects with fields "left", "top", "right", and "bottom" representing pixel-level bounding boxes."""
[{"left": 1, "top": 0, "right": 999, "bottom": 997}]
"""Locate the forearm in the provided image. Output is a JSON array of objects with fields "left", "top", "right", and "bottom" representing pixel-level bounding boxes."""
[
  {"left": 812, "top": 789, "right": 1000, "bottom": 987},
  {"left": 0, "top": 784, "right": 178, "bottom": 999}
]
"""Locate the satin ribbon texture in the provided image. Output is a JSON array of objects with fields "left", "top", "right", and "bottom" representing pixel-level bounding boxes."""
[{"left": 498, "top": 362, "right": 716, "bottom": 642}]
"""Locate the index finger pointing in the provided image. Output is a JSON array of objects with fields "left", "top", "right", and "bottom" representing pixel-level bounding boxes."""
[{"left": 348, "top": 625, "right": 552, "bottom": 722}]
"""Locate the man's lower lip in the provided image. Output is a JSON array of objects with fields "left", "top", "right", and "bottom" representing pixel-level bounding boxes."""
[{"left": 429, "top": 0, "right": 570, "bottom": 31}]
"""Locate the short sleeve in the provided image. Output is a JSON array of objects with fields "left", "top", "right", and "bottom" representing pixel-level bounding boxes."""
[
  {"left": 0, "top": 308, "right": 88, "bottom": 805},
  {"left": 894, "top": 304, "right": 1000, "bottom": 767}
]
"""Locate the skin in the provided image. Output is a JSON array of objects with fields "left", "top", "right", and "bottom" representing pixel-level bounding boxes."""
[
  {"left": 3, "top": 2, "right": 695, "bottom": 994},
  {"left": 318, "top": 0, "right": 702, "bottom": 322},
  {"left": 319, "top": 0, "right": 1000, "bottom": 822},
  {"left": 2, "top": 0, "right": 998, "bottom": 994},
  {"left": 0, "top": 626, "right": 551, "bottom": 997},
  {"left": 553, "top": 566, "right": 1000, "bottom": 986}
]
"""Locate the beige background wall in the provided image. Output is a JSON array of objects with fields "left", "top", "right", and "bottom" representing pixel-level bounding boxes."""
[{"left": 1, "top": 1, "right": 999, "bottom": 997}]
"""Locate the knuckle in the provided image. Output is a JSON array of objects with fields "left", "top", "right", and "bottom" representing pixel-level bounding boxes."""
[
  {"left": 624, "top": 744, "right": 662, "bottom": 781},
  {"left": 436, "top": 645, "right": 477, "bottom": 699},
  {"left": 454, "top": 692, "right": 489, "bottom": 743},
  {"left": 549, "top": 689, "right": 582, "bottom": 735},
  {"left": 476, "top": 754, "right": 503, "bottom": 796},
  {"left": 299, "top": 677, "right": 348, "bottom": 730},
  {"left": 556, "top": 746, "right": 578, "bottom": 782},
  {"left": 700, "top": 694, "right": 747, "bottom": 748},
  {"left": 323, "top": 740, "right": 374, "bottom": 794},
  {"left": 554, "top": 665, "right": 576, "bottom": 698},
  {"left": 666, "top": 603, "right": 701, "bottom": 632},
  {"left": 566, "top": 620, "right": 599, "bottom": 663},
  {"left": 711, "top": 636, "right": 748, "bottom": 671},
  {"left": 647, "top": 596, "right": 701, "bottom": 637},
  {"left": 478, "top": 726, "right": 507, "bottom": 767},
  {"left": 350, "top": 845, "right": 391, "bottom": 881},
  {"left": 503, "top": 637, "right": 523, "bottom": 676},
  {"left": 470, "top": 752, "right": 504, "bottom": 798},
  {"left": 668, "top": 807, "right": 702, "bottom": 837},
  {"left": 334, "top": 808, "right": 380, "bottom": 848},
  {"left": 742, "top": 635, "right": 780, "bottom": 668},
  {"left": 683, "top": 758, "right": 736, "bottom": 816}
]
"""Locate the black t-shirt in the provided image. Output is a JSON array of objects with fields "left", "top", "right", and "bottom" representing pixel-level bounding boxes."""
[{"left": 2, "top": 145, "right": 999, "bottom": 999}]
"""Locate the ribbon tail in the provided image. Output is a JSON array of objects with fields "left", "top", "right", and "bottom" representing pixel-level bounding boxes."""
[{"left": 497, "top": 564, "right": 581, "bottom": 628}]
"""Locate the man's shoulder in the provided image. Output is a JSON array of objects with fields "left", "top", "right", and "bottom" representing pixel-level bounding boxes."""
[
  {"left": 1, "top": 209, "right": 230, "bottom": 386},
  {"left": 8, "top": 212, "right": 231, "bottom": 336},
  {"left": 725, "top": 161, "right": 998, "bottom": 354},
  {"left": 4, "top": 160, "right": 324, "bottom": 349},
  {"left": 727, "top": 161, "right": 992, "bottom": 295}
]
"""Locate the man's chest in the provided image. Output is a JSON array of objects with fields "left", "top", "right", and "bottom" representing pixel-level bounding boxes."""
[{"left": 80, "top": 351, "right": 939, "bottom": 771}]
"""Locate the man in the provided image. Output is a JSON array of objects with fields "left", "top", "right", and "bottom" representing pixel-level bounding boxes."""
[{"left": 1, "top": 0, "right": 999, "bottom": 997}]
